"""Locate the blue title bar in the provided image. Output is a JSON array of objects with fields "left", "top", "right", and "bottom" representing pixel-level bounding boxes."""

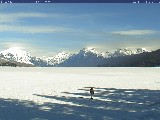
[{"left": 0, "top": 0, "right": 160, "bottom": 3}]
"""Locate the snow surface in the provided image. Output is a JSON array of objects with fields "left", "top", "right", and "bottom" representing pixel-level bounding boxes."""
[{"left": 0, "top": 67, "right": 160, "bottom": 120}]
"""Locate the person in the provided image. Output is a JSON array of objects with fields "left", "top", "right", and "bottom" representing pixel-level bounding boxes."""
[{"left": 90, "top": 87, "right": 94, "bottom": 99}]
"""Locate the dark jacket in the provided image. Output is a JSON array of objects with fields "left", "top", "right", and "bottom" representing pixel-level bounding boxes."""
[{"left": 90, "top": 88, "right": 94, "bottom": 94}]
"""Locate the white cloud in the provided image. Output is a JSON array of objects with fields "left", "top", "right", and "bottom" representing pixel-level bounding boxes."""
[
  {"left": 0, "top": 12, "right": 49, "bottom": 23},
  {"left": 0, "top": 12, "right": 123, "bottom": 24},
  {"left": 0, "top": 24, "right": 69, "bottom": 34},
  {"left": 0, "top": 12, "right": 89, "bottom": 23},
  {"left": 112, "top": 30, "right": 157, "bottom": 35},
  {"left": 0, "top": 12, "right": 74, "bottom": 34},
  {"left": 0, "top": 12, "right": 47, "bottom": 23}
]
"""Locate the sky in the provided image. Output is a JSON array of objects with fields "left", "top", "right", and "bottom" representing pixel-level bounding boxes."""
[{"left": 0, "top": 4, "right": 160, "bottom": 57}]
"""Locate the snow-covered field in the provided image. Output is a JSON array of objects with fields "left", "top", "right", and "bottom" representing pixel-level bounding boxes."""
[{"left": 0, "top": 67, "right": 160, "bottom": 120}]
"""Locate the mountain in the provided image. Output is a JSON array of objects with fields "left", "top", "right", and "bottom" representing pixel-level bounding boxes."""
[
  {"left": 100, "top": 51, "right": 112, "bottom": 58},
  {"left": 0, "top": 48, "right": 72, "bottom": 67},
  {"left": 54, "top": 48, "right": 151, "bottom": 67},
  {"left": 0, "top": 47, "right": 33, "bottom": 65},
  {"left": 0, "top": 47, "right": 154, "bottom": 67},
  {"left": 45, "top": 51, "right": 71, "bottom": 66},
  {"left": 99, "top": 49, "right": 160, "bottom": 67},
  {"left": 0, "top": 57, "right": 35, "bottom": 67},
  {"left": 30, "top": 57, "right": 49, "bottom": 67},
  {"left": 58, "top": 48, "right": 105, "bottom": 67},
  {"left": 111, "top": 48, "right": 134, "bottom": 57},
  {"left": 107, "top": 48, "right": 149, "bottom": 57},
  {"left": 136, "top": 48, "right": 149, "bottom": 54},
  {"left": 0, "top": 58, "right": 17, "bottom": 67}
]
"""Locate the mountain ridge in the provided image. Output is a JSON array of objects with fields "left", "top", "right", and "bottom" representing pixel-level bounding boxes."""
[
  {"left": 99, "top": 49, "right": 160, "bottom": 67},
  {"left": 0, "top": 47, "right": 153, "bottom": 67}
]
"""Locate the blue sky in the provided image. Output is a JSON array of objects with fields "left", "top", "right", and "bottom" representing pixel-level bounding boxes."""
[{"left": 0, "top": 4, "right": 160, "bottom": 57}]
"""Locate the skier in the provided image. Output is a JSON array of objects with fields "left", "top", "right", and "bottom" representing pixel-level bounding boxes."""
[{"left": 90, "top": 87, "right": 94, "bottom": 99}]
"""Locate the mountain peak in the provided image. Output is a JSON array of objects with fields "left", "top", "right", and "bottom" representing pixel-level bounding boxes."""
[
  {"left": 0, "top": 47, "right": 32, "bottom": 64},
  {"left": 136, "top": 48, "right": 150, "bottom": 54},
  {"left": 45, "top": 51, "right": 71, "bottom": 65},
  {"left": 55, "top": 51, "right": 70, "bottom": 58},
  {"left": 86, "top": 47, "right": 95, "bottom": 50},
  {"left": 112, "top": 48, "right": 134, "bottom": 57},
  {"left": 81, "top": 47, "right": 97, "bottom": 53}
]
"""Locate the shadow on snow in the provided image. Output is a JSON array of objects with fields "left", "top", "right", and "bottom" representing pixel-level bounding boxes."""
[{"left": 0, "top": 88, "right": 160, "bottom": 120}]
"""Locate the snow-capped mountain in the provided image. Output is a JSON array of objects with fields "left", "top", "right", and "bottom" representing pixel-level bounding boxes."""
[
  {"left": 30, "top": 57, "right": 48, "bottom": 67},
  {"left": 0, "top": 48, "right": 71, "bottom": 67},
  {"left": 57, "top": 47, "right": 152, "bottom": 67},
  {"left": 81, "top": 47, "right": 99, "bottom": 54},
  {"left": 45, "top": 51, "right": 71, "bottom": 66},
  {"left": 78, "top": 48, "right": 102, "bottom": 57},
  {"left": 76, "top": 47, "right": 113, "bottom": 58},
  {"left": 136, "top": 48, "right": 150, "bottom": 54},
  {"left": 58, "top": 48, "right": 105, "bottom": 67},
  {"left": 0, "top": 47, "right": 152, "bottom": 67},
  {"left": 0, "top": 47, "right": 33, "bottom": 65},
  {"left": 107, "top": 48, "right": 150, "bottom": 58},
  {"left": 100, "top": 51, "right": 112, "bottom": 58},
  {"left": 112, "top": 48, "right": 134, "bottom": 57}
]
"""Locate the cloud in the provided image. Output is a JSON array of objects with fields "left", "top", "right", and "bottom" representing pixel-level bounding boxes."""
[
  {"left": 0, "top": 24, "right": 70, "bottom": 34},
  {"left": 0, "top": 12, "right": 74, "bottom": 34},
  {"left": 111, "top": 30, "right": 157, "bottom": 36},
  {"left": 0, "top": 12, "right": 126, "bottom": 24},
  {"left": 0, "top": 12, "right": 92, "bottom": 23},
  {"left": 0, "top": 12, "right": 47, "bottom": 23}
]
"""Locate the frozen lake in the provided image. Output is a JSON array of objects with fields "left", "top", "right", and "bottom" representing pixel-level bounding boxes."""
[{"left": 0, "top": 67, "right": 160, "bottom": 120}]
